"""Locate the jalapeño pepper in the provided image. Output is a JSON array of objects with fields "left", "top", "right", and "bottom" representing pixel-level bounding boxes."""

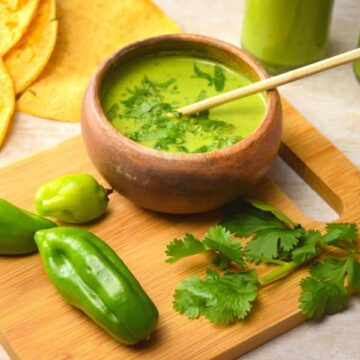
[
  {"left": 35, "top": 227, "right": 159, "bottom": 345},
  {"left": 0, "top": 199, "right": 56, "bottom": 255}
]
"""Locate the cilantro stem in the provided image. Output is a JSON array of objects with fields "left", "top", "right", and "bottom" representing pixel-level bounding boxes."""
[
  {"left": 258, "top": 261, "right": 301, "bottom": 286},
  {"left": 259, "top": 241, "right": 360, "bottom": 287},
  {"left": 328, "top": 243, "right": 354, "bottom": 252},
  {"left": 259, "top": 257, "right": 288, "bottom": 266},
  {"left": 319, "top": 243, "right": 360, "bottom": 257},
  {"left": 335, "top": 245, "right": 360, "bottom": 255}
]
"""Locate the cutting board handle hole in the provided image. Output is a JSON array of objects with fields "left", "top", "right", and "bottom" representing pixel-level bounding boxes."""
[{"left": 269, "top": 157, "right": 339, "bottom": 222}]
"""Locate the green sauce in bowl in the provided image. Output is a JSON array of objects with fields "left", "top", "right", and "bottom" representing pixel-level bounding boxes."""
[{"left": 101, "top": 55, "right": 266, "bottom": 153}]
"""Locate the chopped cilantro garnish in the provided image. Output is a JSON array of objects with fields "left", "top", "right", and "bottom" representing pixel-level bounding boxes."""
[
  {"left": 193, "top": 63, "right": 226, "bottom": 92},
  {"left": 214, "top": 65, "right": 226, "bottom": 91},
  {"left": 118, "top": 76, "right": 237, "bottom": 153},
  {"left": 196, "top": 89, "right": 208, "bottom": 101},
  {"left": 105, "top": 103, "right": 119, "bottom": 121},
  {"left": 193, "top": 64, "right": 213, "bottom": 86}
]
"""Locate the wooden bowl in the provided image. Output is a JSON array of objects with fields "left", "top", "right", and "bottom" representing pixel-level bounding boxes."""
[{"left": 81, "top": 34, "right": 282, "bottom": 214}]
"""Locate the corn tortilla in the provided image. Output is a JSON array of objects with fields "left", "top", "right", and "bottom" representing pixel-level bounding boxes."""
[
  {"left": 6, "top": 0, "right": 20, "bottom": 10},
  {"left": 0, "top": 59, "right": 15, "bottom": 147},
  {"left": 16, "top": 0, "right": 180, "bottom": 122},
  {"left": 4, "top": 0, "right": 58, "bottom": 94},
  {"left": 0, "top": 0, "right": 39, "bottom": 56}
]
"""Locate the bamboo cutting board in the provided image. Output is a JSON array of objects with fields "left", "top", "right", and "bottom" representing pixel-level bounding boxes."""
[{"left": 0, "top": 98, "right": 359, "bottom": 359}]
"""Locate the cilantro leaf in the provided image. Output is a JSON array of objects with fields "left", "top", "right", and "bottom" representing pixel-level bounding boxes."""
[
  {"left": 310, "top": 256, "right": 360, "bottom": 293},
  {"left": 247, "top": 199, "right": 297, "bottom": 227},
  {"left": 214, "top": 65, "right": 226, "bottom": 92},
  {"left": 203, "top": 226, "right": 246, "bottom": 270},
  {"left": 221, "top": 201, "right": 302, "bottom": 260},
  {"left": 292, "top": 230, "right": 322, "bottom": 263},
  {"left": 165, "top": 226, "right": 247, "bottom": 270},
  {"left": 299, "top": 276, "right": 349, "bottom": 318},
  {"left": 193, "top": 64, "right": 213, "bottom": 86},
  {"left": 246, "top": 226, "right": 303, "bottom": 260},
  {"left": 212, "top": 254, "right": 232, "bottom": 270},
  {"left": 173, "top": 269, "right": 258, "bottom": 324},
  {"left": 346, "top": 257, "right": 360, "bottom": 292},
  {"left": 221, "top": 201, "right": 290, "bottom": 238},
  {"left": 166, "top": 233, "right": 206, "bottom": 263},
  {"left": 321, "top": 223, "right": 358, "bottom": 247},
  {"left": 299, "top": 256, "right": 360, "bottom": 318},
  {"left": 310, "top": 257, "right": 348, "bottom": 281}
]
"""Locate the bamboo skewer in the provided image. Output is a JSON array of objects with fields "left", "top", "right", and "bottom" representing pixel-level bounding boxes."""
[{"left": 177, "top": 48, "right": 360, "bottom": 117}]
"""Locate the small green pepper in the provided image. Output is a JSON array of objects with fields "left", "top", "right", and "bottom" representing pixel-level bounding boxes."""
[
  {"left": 35, "top": 174, "right": 111, "bottom": 224},
  {"left": 35, "top": 227, "right": 159, "bottom": 345},
  {"left": 0, "top": 199, "right": 56, "bottom": 255}
]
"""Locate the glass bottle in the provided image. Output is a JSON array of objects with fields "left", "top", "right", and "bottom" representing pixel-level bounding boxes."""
[
  {"left": 241, "top": 0, "right": 335, "bottom": 75},
  {"left": 354, "top": 35, "right": 360, "bottom": 82}
]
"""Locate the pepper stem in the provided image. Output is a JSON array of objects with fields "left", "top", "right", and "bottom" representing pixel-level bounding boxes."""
[{"left": 105, "top": 188, "right": 114, "bottom": 199}]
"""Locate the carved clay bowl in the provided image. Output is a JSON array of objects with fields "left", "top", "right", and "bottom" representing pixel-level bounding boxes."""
[{"left": 81, "top": 34, "right": 282, "bottom": 214}]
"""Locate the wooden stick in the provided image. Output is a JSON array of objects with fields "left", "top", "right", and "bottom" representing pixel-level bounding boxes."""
[{"left": 178, "top": 48, "right": 360, "bottom": 117}]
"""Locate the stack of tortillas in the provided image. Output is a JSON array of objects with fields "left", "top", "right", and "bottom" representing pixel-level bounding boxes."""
[{"left": 0, "top": 0, "right": 180, "bottom": 147}]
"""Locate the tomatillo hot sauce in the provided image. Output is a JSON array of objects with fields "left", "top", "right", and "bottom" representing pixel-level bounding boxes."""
[
  {"left": 101, "top": 55, "right": 267, "bottom": 154},
  {"left": 241, "top": 0, "right": 334, "bottom": 74},
  {"left": 354, "top": 35, "right": 360, "bottom": 83},
  {"left": 355, "top": 59, "right": 360, "bottom": 82}
]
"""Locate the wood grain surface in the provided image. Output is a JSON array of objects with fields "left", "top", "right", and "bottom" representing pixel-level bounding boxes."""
[{"left": 0, "top": 99, "right": 359, "bottom": 360}]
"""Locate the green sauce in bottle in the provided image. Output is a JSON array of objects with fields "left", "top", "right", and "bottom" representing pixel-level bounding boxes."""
[
  {"left": 241, "top": 0, "right": 334, "bottom": 75},
  {"left": 354, "top": 36, "right": 360, "bottom": 82}
]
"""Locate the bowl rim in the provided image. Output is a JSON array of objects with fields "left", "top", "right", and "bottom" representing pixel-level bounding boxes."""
[{"left": 86, "top": 33, "right": 279, "bottom": 163}]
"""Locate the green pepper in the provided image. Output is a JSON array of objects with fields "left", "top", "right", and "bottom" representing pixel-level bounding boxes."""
[
  {"left": 0, "top": 199, "right": 56, "bottom": 255},
  {"left": 35, "top": 227, "right": 159, "bottom": 345},
  {"left": 35, "top": 174, "right": 111, "bottom": 224}
]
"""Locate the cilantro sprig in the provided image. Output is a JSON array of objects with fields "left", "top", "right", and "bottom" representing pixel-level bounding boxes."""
[
  {"left": 221, "top": 200, "right": 304, "bottom": 261},
  {"left": 174, "top": 269, "right": 258, "bottom": 324},
  {"left": 165, "top": 199, "right": 360, "bottom": 324},
  {"left": 166, "top": 233, "right": 206, "bottom": 263},
  {"left": 166, "top": 226, "right": 246, "bottom": 270}
]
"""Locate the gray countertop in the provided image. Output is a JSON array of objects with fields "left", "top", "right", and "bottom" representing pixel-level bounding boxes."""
[{"left": 1, "top": 0, "right": 359, "bottom": 359}]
